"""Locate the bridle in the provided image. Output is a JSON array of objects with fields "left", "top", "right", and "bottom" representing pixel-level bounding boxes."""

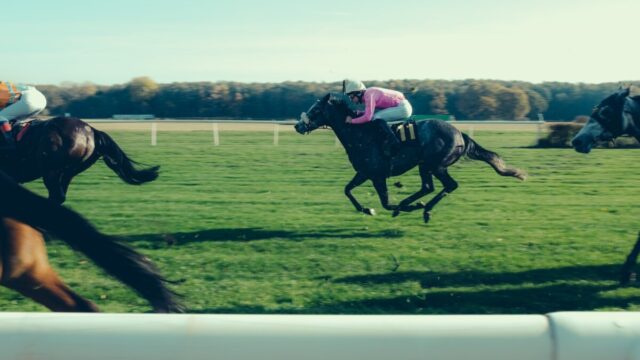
[
  {"left": 299, "top": 99, "right": 331, "bottom": 133},
  {"left": 590, "top": 99, "right": 622, "bottom": 139}
]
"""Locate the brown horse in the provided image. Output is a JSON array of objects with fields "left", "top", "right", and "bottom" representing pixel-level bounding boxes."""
[
  {"left": 1, "top": 116, "right": 159, "bottom": 204},
  {"left": 0, "top": 171, "right": 183, "bottom": 312}
]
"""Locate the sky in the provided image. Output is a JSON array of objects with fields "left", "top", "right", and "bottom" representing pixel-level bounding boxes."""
[{"left": 4, "top": 0, "right": 639, "bottom": 85}]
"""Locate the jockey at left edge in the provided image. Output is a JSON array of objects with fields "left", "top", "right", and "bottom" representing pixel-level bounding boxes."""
[{"left": 0, "top": 82, "right": 47, "bottom": 152}]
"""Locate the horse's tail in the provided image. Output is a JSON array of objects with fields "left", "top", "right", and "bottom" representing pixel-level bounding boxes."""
[
  {"left": 461, "top": 133, "right": 527, "bottom": 180},
  {"left": 0, "top": 173, "right": 183, "bottom": 313},
  {"left": 93, "top": 129, "right": 159, "bottom": 184}
]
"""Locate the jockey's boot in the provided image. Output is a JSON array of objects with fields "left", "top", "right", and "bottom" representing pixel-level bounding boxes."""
[
  {"left": 0, "top": 123, "right": 16, "bottom": 155},
  {"left": 373, "top": 119, "right": 401, "bottom": 157}
]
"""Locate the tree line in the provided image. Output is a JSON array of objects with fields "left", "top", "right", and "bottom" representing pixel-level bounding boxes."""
[{"left": 36, "top": 77, "right": 639, "bottom": 121}]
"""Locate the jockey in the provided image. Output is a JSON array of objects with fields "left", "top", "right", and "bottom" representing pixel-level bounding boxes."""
[
  {"left": 0, "top": 82, "right": 47, "bottom": 151},
  {"left": 343, "top": 79, "right": 412, "bottom": 156}
]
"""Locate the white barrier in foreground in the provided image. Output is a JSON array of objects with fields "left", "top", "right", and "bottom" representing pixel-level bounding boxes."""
[{"left": 0, "top": 312, "right": 637, "bottom": 360}]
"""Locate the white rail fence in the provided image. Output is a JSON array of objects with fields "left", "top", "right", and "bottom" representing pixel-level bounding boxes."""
[
  {"left": 0, "top": 312, "right": 638, "bottom": 360},
  {"left": 84, "top": 119, "right": 547, "bottom": 146}
]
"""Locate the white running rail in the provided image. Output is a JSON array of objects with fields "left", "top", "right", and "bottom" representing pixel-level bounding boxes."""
[{"left": 0, "top": 312, "right": 637, "bottom": 360}]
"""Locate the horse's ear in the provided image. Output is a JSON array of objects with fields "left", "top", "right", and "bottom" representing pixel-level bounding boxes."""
[
  {"left": 342, "top": 80, "right": 346, "bottom": 94},
  {"left": 621, "top": 87, "right": 631, "bottom": 97}
]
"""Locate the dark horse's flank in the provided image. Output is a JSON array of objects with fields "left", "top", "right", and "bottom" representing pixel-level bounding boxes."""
[
  {"left": 1, "top": 116, "right": 159, "bottom": 204},
  {"left": 571, "top": 87, "right": 640, "bottom": 284},
  {"left": 294, "top": 94, "right": 526, "bottom": 223},
  {"left": 0, "top": 171, "right": 182, "bottom": 312}
]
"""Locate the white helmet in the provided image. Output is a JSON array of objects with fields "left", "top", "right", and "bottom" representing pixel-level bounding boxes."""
[{"left": 343, "top": 79, "right": 366, "bottom": 94}]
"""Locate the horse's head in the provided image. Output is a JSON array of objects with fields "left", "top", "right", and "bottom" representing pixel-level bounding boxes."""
[
  {"left": 294, "top": 93, "right": 351, "bottom": 134},
  {"left": 572, "top": 88, "right": 630, "bottom": 153}
]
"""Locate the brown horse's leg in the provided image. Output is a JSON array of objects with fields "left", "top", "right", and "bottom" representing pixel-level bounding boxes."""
[{"left": 0, "top": 218, "right": 99, "bottom": 312}]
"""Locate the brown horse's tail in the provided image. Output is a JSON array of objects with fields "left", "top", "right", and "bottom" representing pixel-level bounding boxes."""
[
  {"left": 462, "top": 133, "right": 527, "bottom": 180},
  {"left": 93, "top": 129, "right": 160, "bottom": 184},
  {"left": 0, "top": 172, "right": 183, "bottom": 313}
]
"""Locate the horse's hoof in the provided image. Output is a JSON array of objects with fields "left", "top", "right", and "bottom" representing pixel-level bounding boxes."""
[
  {"left": 392, "top": 209, "right": 400, "bottom": 217},
  {"left": 423, "top": 212, "right": 431, "bottom": 224},
  {"left": 620, "top": 271, "right": 636, "bottom": 285},
  {"left": 363, "top": 208, "right": 376, "bottom": 216}
]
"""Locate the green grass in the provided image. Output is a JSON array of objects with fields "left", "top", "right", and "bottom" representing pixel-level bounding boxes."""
[{"left": 2, "top": 128, "right": 639, "bottom": 314}]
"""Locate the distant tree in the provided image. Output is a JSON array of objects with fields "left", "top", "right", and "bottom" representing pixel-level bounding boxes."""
[
  {"left": 126, "top": 77, "right": 159, "bottom": 113},
  {"left": 34, "top": 79, "right": 639, "bottom": 120},
  {"left": 127, "top": 77, "right": 159, "bottom": 103},
  {"left": 525, "top": 89, "right": 549, "bottom": 119},
  {"left": 495, "top": 86, "right": 530, "bottom": 120},
  {"left": 455, "top": 82, "right": 500, "bottom": 119},
  {"left": 429, "top": 91, "right": 448, "bottom": 114}
]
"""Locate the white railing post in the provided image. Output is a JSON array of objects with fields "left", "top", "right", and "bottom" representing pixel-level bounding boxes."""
[
  {"left": 212, "top": 123, "right": 219, "bottom": 146},
  {"left": 273, "top": 124, "right": 279, "bottom": 146},
  {"left": 151, "top": 123, "right": 157, "bottom": 146},
  {"left": 537, "top": 121, "right": 544, "bottom": 142}
]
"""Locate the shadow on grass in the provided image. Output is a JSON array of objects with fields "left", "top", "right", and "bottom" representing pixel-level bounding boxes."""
[
  {"left": 190, "top": 264, "right": 640, "bottom": 314},
  {"left": 320, "top": 282, "right": 636, "bottom": 314},
  {"left": 324, "top": 264, "right": 639, "bottom": 313},
  {"left": 122, "top": 227, "right": 404, "bottom": 246},
  {"left": 331, "top": 264, "right": 620, "bottom": 287}
]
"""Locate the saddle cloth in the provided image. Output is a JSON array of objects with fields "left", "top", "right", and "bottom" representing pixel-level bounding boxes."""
[{"left": 391, "top": 120, "right": 419, "bottom": 144}]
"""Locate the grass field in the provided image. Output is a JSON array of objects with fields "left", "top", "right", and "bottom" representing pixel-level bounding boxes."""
[{"left": 1, "top": 127, "right": 639, "bottom": 313}]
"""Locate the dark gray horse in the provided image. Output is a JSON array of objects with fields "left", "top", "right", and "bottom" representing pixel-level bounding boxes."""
[
  {"left": 571, "top": 87, "right": 640, "bottom": 284},
  {"left": 294, "top": 93, "right": 526, "bottom": 223},
  {"left": 572, "top": 87, "right": 640, "bottom": 153}
]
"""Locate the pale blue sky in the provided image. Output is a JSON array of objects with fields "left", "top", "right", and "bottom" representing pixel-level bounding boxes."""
[{"left": 5, "top": 0, "right": 639, "bottom": 85}]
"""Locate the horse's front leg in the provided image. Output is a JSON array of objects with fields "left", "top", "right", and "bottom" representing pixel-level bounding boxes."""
[
  {"left": 345, "top": 173, "right": 376, "bottom": 215},
  {"left": 371, "top": 178, "right": 398, "bottom": 212}
]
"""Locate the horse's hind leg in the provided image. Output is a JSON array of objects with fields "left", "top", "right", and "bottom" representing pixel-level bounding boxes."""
[
  {"left": 59, "top": 155, "right": 100, "bottom": 200},
  {"left": 43, "top": 171, "right": 67, "bottom": 204},
  {"left": 345, "top": 173, "right": 376, "bottom": 215},
  {"left": 620, "top": 232, "right": 640, "bottom": 285},
  {"left": 392, "top": 165, "right": 435, "bottom": 217},
  {"left": 421, "top": 168, "right": 459, "bottom": 223},
  {"left": 0, "top": 219, "right": 99, "bottom": 312}
]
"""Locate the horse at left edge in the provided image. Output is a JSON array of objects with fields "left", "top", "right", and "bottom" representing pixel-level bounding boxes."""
[{"left": 1, "top": 116, "right": 159, "bottom": 204}]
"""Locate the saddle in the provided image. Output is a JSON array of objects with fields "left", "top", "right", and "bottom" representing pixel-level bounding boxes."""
[
  {"left": 391, "top": 120, "right": 420, "bottom": 145},
  {"left": 11, "top": 119, "right": 36, "bottom": 143}
]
